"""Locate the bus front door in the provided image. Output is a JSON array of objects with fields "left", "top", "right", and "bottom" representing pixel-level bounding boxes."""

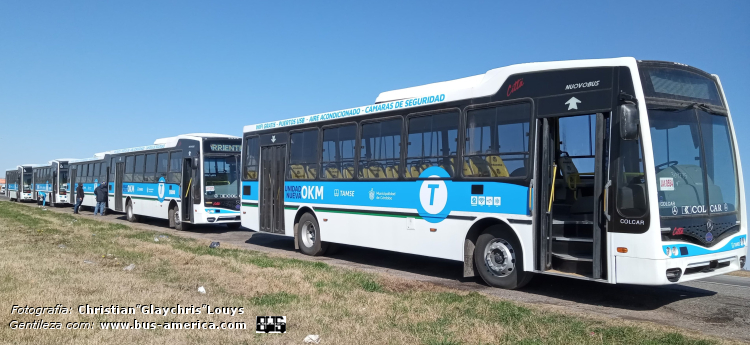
[
  {"left": 115, "top": 162, "right": 125, "bottom": 211},
  {"left": 70, "top": 167, "right": 77, "bottom": 203},
  {"left": 535, "top": 113, "right": 608, "bottom": 279},
  {"left": 260, "top": 144, "right": 286, "bottom": 234},
  {"left": 182, "top": 158, "right": 196, "bottom": 224}
]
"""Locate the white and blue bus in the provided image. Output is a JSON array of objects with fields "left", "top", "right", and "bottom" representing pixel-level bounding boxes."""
[
  {"left": 69, "top": 155, "right": 108, "bottom": 210},
  {"left": 47, "top": 159, "right": 72, "bottom": 206},
  {"left": 240, "top": 58, "right": 746, "bottom": 289},
  {"left": 6, "top": 165, "right": 36, "bottom": 202},
  {"left": 103, "top": 134, "right": 242, "bottom": 230},
  {"left": 31, "top": 164, "right": 53, "bottom": 205}
]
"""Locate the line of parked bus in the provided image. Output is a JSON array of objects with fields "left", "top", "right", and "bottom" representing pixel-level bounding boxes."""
[
  {"left": 6, "top": 134, "right": 243, "bottom": 230},
  {"left": 4, "top": 58, "right": 747, "bottom": 289}
]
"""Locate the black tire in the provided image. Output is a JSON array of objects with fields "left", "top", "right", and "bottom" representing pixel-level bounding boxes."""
[
  {"left": 174, "top": 204, "right": 190, "bottom": 231},
  {"left": 168, "top": 207, "right": 176, "bottom": 228},
  {"left": 474, "top": 225, "right": 532, "bottom": 290},
  {"left": 226, "top": 222, "right": 241, "bottom": 229},
  {"left": 126, "top": 200, "right": 139, "bottom": 223},
  {"left": 297, "top": 213, "right": 327, "bottom": 256}
]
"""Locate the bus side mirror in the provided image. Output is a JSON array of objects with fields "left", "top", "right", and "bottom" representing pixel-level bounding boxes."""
[{"left": 620, "top": 104, "right": 639, "bottom": 141}]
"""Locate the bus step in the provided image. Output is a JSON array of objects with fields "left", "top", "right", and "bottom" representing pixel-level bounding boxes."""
[
  {"left": 551, "top": 252, "right": 593, "bottom": 262},
  {"left": 552, "top": 236, "right": 593, "bottom": 242}
]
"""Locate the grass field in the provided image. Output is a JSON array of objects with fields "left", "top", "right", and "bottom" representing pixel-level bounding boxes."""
[{"left": 0, "top": 201, "right": 724, "bottom": 344}]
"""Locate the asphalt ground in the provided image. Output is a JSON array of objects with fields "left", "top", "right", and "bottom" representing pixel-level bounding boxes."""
[{"left": 3, "top": 196, "right": 749, "bottom": 342}]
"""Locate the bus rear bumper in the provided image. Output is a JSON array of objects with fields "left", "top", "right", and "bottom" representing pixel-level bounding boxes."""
[{"left": 615, "top": 249, "right": 746, "bottom": 285}]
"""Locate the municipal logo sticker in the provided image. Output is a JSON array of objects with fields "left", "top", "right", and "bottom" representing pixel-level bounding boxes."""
[{"left": 157, "top": 177, "right": 166, "bottom": 203}]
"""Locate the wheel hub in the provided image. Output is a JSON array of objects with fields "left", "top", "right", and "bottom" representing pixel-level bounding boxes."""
[
  {"left": 484, "top": 239, "right": 515, "bottom": 277},
  {"left": 301, "top": 221, "right": 315, "bottom": 248}
]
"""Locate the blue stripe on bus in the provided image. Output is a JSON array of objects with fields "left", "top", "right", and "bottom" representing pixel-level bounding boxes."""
[
  {"left": 242, "top": 167, "right": 529, "bottom": 222},
  {"left": 662, "top": 235, "right": 746, "bottom": 258}
]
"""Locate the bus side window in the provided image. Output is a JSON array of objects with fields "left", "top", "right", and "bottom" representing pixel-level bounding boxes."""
[
  {"left": 134, "top": 155, "right": 145, "bottom": 183},
  {"left": 464, "top": 103, "right": 531, "bottom": 178},
  {"left": 125, "top": 155, "right": 135, "bottom": 182},
  {"left": 145, "top": 154, "right": 157, "bottom": 183},
  {"left": 93, "top": 163, "right": 101, "bottom": 183},
  {"left": 168, "top": 151, "right": 182, "bottom": 184},
  {"left": 244, "top": 136, "right": 259, "bottom": 180},
  {"left": 157, "top": 153, "right": 169, "bottom": 181},
  {"left": 359, "top": 118, "right": 401, "bottom": 179},
  {"left": 321, "top": 124, "right": 356, "bottom": 180},
  {"left": 86, "top": 164, "right": 93, "bottom": 183},
  {"left": 406, "top": 111, "right": 459, "bottom": 178},
  {"left": 288, "top": 129, "right": 319, "bottom": 180}
]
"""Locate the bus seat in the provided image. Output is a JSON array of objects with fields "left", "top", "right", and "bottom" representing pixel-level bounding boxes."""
[
  {"left": 468, "top": 156, "right": 491, "bottom": 177},
  {"left": 385, "top": 165, "right": 398, "bottom": 178},
  {"left": 343, "top": 166, "right": 355, "bottom": 179},
  {"left": 289, "top": 165, "right": 306, "bottom": 179},
  {"left": 486, "top": 155, "right": 509, "bottom": 177},
  {"left": 557, "top": 154, "right": 579, "bottom": 190},
  {"left": 306, "top": 166, "right": 317, "bottom": 179},
  {"left": 325, "top": 166, "right": 340, "bottom": 179},
  {"left": 368, "top": 165, "right": 386, "bottom": 179},
  {"left": 463, "top": 160, "right": 475, "bottom": 176}
]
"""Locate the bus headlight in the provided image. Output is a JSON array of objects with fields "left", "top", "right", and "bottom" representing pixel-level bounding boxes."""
[
  {"left": 672, "top": 247, "right": 679, "bottom": 256},
  {"left": 665, "top": 248, "right": 672, "bottom": 256}
]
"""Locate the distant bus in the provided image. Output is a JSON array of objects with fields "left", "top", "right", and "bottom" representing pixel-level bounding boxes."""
[
  {"left": 103, "top": 134, "right": 242, "bottom": 230},
  {"left": 6, "top": 165, "right": 35, "bottom": 202},
  {"left": 31, "top": 164, "right": 53, "bottom": 205},
  {"left": 240, "top": 58, "right": 746, "bottom": 289},
  {"left": 69, "top": 156, "right": 107, "bottom": 210},
  {"left": 48, "top": 159, "right": 71, "bottom": 205}
]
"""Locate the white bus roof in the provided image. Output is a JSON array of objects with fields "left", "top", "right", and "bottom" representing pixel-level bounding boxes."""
[
  {"left": 93, "top": 133, "right": 240, "bottom": 156},
  {"left": 243, "top": 57, "right": 636, "bottom": 133}
]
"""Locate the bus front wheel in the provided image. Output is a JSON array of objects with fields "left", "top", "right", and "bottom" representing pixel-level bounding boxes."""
[
  {"left": 173, "top": 204, "right": 190, "bottom": 231},
  {"left": 474, "top": 225, "right": 532, "bottom": 290},
  {"left": 297, "top": 213, "right": 327, "bottom": 256},
  {"left": 126, "top": 200, "right": 139, "bottom": 223}
]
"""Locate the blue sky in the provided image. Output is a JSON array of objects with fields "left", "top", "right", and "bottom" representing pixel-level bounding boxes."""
[{"left": 1, "top": 0, "right": 748, "bottom": 194}]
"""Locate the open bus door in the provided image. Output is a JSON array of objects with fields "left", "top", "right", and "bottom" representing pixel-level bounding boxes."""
[
  {"left": 70, "top": 166, "right": 77, "bottom": 204},
  {"left": 535, "top": 112, "right": 609, "bottom": 280},
  {"left": 181, "top": 158, "right": 197, "bottom": 225}
]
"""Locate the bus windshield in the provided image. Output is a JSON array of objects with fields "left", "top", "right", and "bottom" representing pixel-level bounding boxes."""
[
  {"left": 203, "top": 156, "right": 239, "bottom": 199},
  {"left": 649, "top": 108, "right": 738, "bottom": 217},
  {"left": 60, "top": 169, "right": 69, "bottom": 191},
  {"left": 23, "top": 173, "right": 32, "bottom": 192}
]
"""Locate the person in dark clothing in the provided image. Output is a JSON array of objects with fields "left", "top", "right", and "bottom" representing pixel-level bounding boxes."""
[
  {"left": 93, "top": 182, "right": 107, "bottom": 216},
  {"left": 74, "top": 183, "right": 84, "bottom": 214}
]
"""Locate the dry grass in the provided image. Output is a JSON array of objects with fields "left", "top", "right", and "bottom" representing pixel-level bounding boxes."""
[
  {"left": 0, "top": 202, "right": 722, "bottom": 344},
  {"left": 726, "top": 270, "right": 750, "bottom": 278}
]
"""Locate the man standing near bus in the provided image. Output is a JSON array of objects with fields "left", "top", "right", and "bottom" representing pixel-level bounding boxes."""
[
  {"left": 93, "top": 182, "right": 107, "bottom": 216},
  {"left": 74, "top": 183, "right": 84, "bottom": 214}
]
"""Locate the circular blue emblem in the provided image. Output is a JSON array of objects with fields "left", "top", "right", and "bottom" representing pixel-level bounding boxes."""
[
  {"left": 415, "top": 167, "right": 452, "bottom": 223},
  {"left": 157, "top": 177, "right": 166, "bottom": 203},
  {"left": 705, "top": 232, "right": 713, "bottom": 242}
]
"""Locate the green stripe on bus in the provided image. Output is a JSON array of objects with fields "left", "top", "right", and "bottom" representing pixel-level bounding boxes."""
[
  {"left": 314, "top": 207, "right": 424, "bottom": 219},
  {"left": 242, "top": 202, "right": 258, "bottom": 207}
]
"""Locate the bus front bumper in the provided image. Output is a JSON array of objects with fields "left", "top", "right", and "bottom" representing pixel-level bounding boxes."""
[{"left": 615, "top": 240, "right": 746, "bottom": 285}]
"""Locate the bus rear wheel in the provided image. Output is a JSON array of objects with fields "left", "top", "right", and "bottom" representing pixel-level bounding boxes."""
[
  {"left": 126, "top": 200, "right": 139, "bottom": 223},
  {"left": 297, "top": 213, "right": 327, "bottom": 256},
  {"left": 474, "top": 225, "right": 532, "bottom": 290}
]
